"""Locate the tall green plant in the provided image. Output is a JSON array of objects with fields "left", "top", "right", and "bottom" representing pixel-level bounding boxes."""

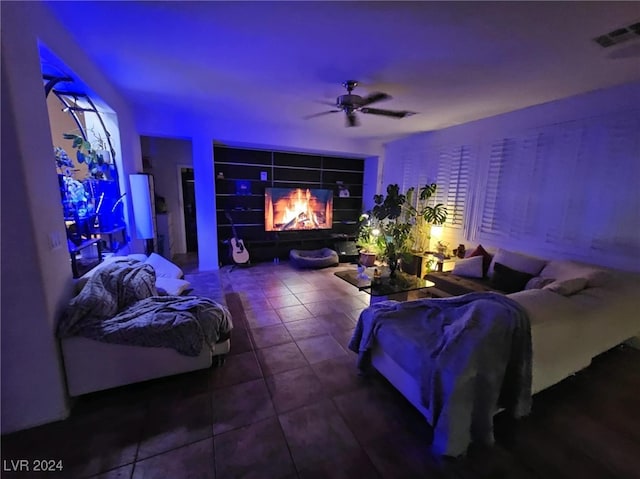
[
  {"left": 369, "top": 184, "right": 413, "bottom": 270},
  {"left": 404, "top": 183, "right": 447, "bottom": 252},
  {"left": 405, "top": 183, "right": 447, "bottom": 225},
  {"left": 367, "top": 183, "right": 448, "bottom": 264}
]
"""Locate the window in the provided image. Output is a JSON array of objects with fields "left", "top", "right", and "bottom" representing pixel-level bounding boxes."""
[
  {"left": 476, "top": 110, "right": 640, "bottom": 259},
  {"left": 588, "top": 113, "right": 640, "bottom": 255},
  {"left": 434, "top": 145, "right": 472, "bottom": 230}
]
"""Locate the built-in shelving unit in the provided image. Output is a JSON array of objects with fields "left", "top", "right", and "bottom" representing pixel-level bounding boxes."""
[{"left": 214, "top": 145, "right": 365, "bottom": 264}]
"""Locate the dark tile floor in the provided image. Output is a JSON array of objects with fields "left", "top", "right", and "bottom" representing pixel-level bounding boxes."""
[{"left": 2, "top": 258, "right": 639, "bottom": 478}]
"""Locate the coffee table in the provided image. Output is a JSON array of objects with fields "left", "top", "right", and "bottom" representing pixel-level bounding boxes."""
[{"left": 335, "top": 267, "right": 449, "bottom": 304}]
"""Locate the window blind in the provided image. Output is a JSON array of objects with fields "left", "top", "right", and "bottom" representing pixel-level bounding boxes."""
[
  {"left": 588, "top": 113, "right": 640, "bottom": 254},
  {"left": 476, "top": 110, "right": 640, "bottom": 259},
  {"left": 401, "top": 147, "right": 431, "bottom": 199},
  {"left": 479, "top": 138, "right": 512, "bottom": 237},
  {"left": 435, "top": 145, "right": 472, "bottom": 230}
]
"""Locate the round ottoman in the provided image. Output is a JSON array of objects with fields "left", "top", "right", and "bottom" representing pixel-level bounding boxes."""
[{"left": 289, "top": 248, "right": 339, "bottom": 269}]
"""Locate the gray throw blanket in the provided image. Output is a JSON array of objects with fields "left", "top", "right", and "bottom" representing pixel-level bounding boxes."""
[
  {"left": 348, "top": 292, "right": 531, "bottom": 456},
  {"left": 58, "top": 259, "right": 232, "bottom": 356}
]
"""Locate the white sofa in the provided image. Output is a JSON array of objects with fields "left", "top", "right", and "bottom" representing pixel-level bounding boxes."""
[
  {"left": 369, "top": 256, "right": 640, "bottom": 454},
  {"left": 60, "top": 253, "right": 231, "bottom": 396},
  {"left": 508, "top": 259, "right": 639, "bottom": 393}
]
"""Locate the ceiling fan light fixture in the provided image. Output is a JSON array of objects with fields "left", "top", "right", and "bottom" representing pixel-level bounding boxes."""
[
  {"left": 304, "top": 80, "right": 418, "bottom": 127},
  {"left": 346, "top": 111, "right": 359, "bottom": 127}
]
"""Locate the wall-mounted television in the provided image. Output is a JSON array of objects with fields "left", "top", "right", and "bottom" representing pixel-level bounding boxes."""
[{"left": 265, "top": 187, "right": 333, "bottom": 232}]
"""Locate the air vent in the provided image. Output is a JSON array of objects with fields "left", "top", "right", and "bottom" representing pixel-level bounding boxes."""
[{"left": 594, "top": 21, "right": 640, "bottom": 48}]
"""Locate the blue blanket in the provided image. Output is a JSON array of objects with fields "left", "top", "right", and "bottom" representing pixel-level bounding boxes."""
[{"left": 348, "top": 292, "right": 531, "bottom": 456}]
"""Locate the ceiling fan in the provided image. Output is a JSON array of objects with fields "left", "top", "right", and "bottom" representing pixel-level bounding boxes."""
[{"left": 305, "top": 80, "right": 416, "bottom": 127}]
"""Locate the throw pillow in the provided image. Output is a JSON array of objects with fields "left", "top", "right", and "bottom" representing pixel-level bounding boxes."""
[
  {"left": 525, "top": 276, "right": 555, "bottom": 290},
  {"left": 488, "top": 248, "right": 546, "bottom": 278},
  {"left": 468, "top": 244, "right": 493, "bottom": 277},
  {"left": 155, "top": 277, "right": 192, "bottom": 296},
  {"left": 452, "top": 256, "right": 484, "bottom": 278},
  {"left": 145, "top": 252, "right": 184, "bottom": 279},
  {"left": 539, "top": 260, "right": 612, "bottom": 287},
  {"left": 490, "top": 262, "right": 534, "bottom": 294},
  {"left": 543, "top": 277, "right": 589, "bottom": 296}
]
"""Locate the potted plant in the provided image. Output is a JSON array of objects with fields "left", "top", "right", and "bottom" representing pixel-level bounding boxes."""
[
  {"left": 365, "top": 183, "right": 448, "bottom": 277},
  {"left": 355, "top": 213, "right": 384, "bottom": 266},
  {"left": 369, "top": 184, "right": 414, "bottom": 277},
  {"left": 404, "top": 183, "right": 447, "bottom": 251},
  {"left": 89, "top": 128, "right": 112, "bottom": 166}
]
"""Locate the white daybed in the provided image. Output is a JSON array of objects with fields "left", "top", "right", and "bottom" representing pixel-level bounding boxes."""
[
  {"left": 61, "top": 336, "right": 230, "bottom": 396},
  {"left": 60, "top": 253, "right": 231, "bottom": 397}
]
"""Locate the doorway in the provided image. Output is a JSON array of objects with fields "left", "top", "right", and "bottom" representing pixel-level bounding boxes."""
[{"left": 180, "top": 168, "right": 198, "bottom": 252}]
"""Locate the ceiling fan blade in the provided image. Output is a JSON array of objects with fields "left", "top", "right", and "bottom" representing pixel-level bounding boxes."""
[
  {"left": 304, "top": 110, "right": 341, "bottom": 120},
  {"left": 346, "top": 111, "right": 359, "bottom": 127},
  {"left": 360, "top": 107, "right": 416, "bottom": 118},
  {"left": 359, "top": 92, "right": 391, "bottom": 107},
  {"left": 314, "top": 100, "right": 338, "bottom": 107}
]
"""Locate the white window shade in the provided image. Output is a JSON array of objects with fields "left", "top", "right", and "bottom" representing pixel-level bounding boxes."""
[
  {"left": 478, "top": 138, "right": 509, "bottom": 237},
  {"left": 476, "top": 109, "right": 640, "bottom": 260},
  {"left": 400, "top": 146, "right": 431, "bottom": 195},
  {"left": 434, "top": 145, "right": 472, "bottom": 230},
  {"left": 541, "top": 122, "right": 589, "bottom": 248},
  {"left": 588, "top": 113, "right": 640, "bottom": 255},
  {"left": 479, "top": 134, "right": 548, "bottom": 241}
]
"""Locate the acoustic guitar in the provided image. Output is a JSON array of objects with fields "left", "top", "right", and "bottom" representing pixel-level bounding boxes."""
[{"left": 225, "top": 211, "right": 250, "bottom": 264}]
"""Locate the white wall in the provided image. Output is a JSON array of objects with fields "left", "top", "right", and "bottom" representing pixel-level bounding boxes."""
[
  {"left": 383, "top": 82, "right": 640, "bottom": 271},
  {"left": 0, "top": 2, "right": 142, "bottom": 433},
  {"left": 140, "top": 136, "right": 193, "bottom": 256}
]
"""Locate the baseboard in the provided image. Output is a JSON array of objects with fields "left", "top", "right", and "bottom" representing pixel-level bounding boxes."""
[{"left": 624, "top": 335, "right": 640, "bottom": 350}]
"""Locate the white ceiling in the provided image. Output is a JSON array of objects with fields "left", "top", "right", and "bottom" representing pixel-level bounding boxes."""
[{"left": 45, "top": 1, "right": 640, "bottom": 144}]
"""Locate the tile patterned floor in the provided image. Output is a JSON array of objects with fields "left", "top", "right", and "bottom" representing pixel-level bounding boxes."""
[{"left": 2, "top": 259, "right": 639, "bottom": 478}]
